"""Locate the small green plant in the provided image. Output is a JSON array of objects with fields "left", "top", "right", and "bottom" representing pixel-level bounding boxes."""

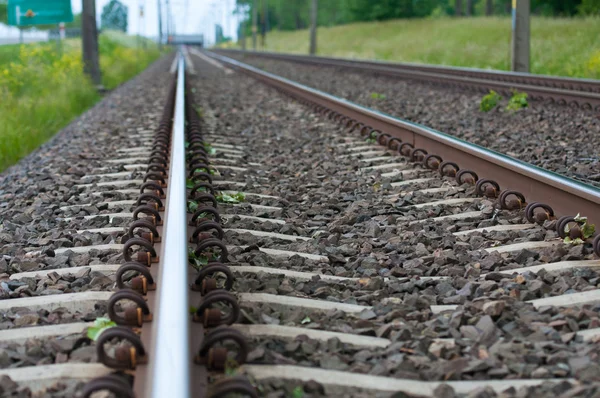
[
  {"left": 194, "top": 167, "right": 218, "bottom": 176},
  {"left": 188, "top": 200, "right": 199, "bottom": 213},
  {"left": 564, "top": 213, "right": 595, "bottom": 244},
  {"left": 225, "top": 358, "right": 240, "bottom": 376},
  {"left": 186, "top": 178, "right": 195, "bottom": 189},
  {"left": 301, "top": 316, "right": 311, "bottom": 324},
  {"left": 188, "top": 246, "right": 209, "bottom": 270},
  {"left": 365, "top": 130, "right": 377, "bottom": 144},
  {"left": 480, "top": 90, "right": 502, "bottom": 112},
  {"left": 506, "top": 90, "right": 528, "bottom": 111},
  {"left": 292, "top": 386, "right": 305, "bottom": 398},
  {"left": 196, "top": 106, "right": 204, "bottom": 118},
  {"left": 370, "top": 92, "right": 387, "bottom": 100},
  {"left": 204, "top": 143, "right": 216, "bottom": 155},
  {"left": 87, "top": 317, "right": 116, "bottom": 341},
  {"left": 216, "top": 192, "right": 246, "bottom": 204}
]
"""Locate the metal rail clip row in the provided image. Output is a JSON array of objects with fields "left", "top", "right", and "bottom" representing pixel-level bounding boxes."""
[
  {"left": 281, "top": 93, "right": 600, "bottom": 247},
  {"left": 80, "top": 70, "right": 178, "bottom": 397},
  {"left": 185, "top": 81, "right": 258, "bottom": 397}
]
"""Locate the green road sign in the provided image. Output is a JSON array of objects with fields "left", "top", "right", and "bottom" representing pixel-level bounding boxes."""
[{"left": 7, "top": 0, "right": 73, "bottom": 27}]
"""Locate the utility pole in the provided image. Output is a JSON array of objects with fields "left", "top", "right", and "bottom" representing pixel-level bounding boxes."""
[
  {"left": 485, "top": 0, "right": 493, "bottom": 16},
  {"left": 157, "top": 0, "right": 163, "bottom": 48},
  {"left": 82, "top": 0, "right": 102, "bottom": 86},
  {"left": 511, "top": 0, "right": 530, "bottom": 72},
  {"left": 252, "top": 0, "right": 257, "bottom": 50},
  {"left": 166, "top": 0, "right": 171, "bottom": 41},
  {"left": 240, "top": 17, "right": 246, "bottom": 50},
  {"left": 466, "top": 0, "right": 473, "bottom": 16},
  {"left": 309, "top": 0, "right": 317, "bottom": 55},
  {"left": 260, "top": 0, "right": 266, "bottom": 48},
  {"left": 455, "top": 0, "right": 462, "bottom": 16}
]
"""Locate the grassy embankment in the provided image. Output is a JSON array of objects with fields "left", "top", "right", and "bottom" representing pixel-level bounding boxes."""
[
  {"left": 0, "top": 31, "right": 165, "bottom": 171},
  {"left": 224, "top": 16, "right": 600, "bottom": 79}
]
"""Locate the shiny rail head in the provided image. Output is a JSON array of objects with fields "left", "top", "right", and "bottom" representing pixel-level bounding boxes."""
[{"left": 149, "top": 51, "right": 191, "bottom": 398}]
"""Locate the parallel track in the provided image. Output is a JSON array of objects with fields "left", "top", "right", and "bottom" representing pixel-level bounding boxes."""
[{"left": 215, "top": 49, "right": 600, "bottom": 111}]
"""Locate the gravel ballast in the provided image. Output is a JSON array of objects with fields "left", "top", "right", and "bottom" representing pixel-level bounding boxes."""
[
  {"left": 224, "top": 53, "right": 600, "bottom": 188},
  {"left": 187, "top": 51, "right": 600, "bottom": 398}
]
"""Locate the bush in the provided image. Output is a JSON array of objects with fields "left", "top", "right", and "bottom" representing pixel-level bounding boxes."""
[
  {"left": 479, "top": 90, "right": 502, "bottom": 112},
  {"left": 0, "top": 35, "right": 163, "bottom": 171},
  {"left": 506, "top": 90, "right": 528, "bottom": 112}
]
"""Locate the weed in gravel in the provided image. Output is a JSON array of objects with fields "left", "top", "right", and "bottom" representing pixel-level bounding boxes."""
[
  {"left": 479, "top": 90, "right": 502, "bottom": 112},
  {"left": 188, "top": 200, "right": 199, "bottom": 212},
  {"left": 204, "top": 143, "right": 216, "bottom": 155},
  {"left": 292, "top": 386, "right": 305, "bottom": 398},
  {"left": 564, "top": 214, "right": 595, "bottom": 244},
  {"left": 188, "top": 246, "right": 209, "bottom": 270},
  {"left": 87, "top": 317, "right": 116, "bottom": 341},
  {"left": 225, "top": 358, "right": 240, "bottom": 376},
  {"left": 370, "top": 92, "right": 387, "bottom": 100},
  {"left": 365, "top": 130, "right": 378, "bottom": 144},
  {"left": 216, "top": 192, "right": 245, "bottom": 204},
  {"left": 506, "top": 90, "right": 529, "bottom": 111}
]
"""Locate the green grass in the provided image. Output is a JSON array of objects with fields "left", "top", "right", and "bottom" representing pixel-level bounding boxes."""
[
  {"left": 0, "top": 44, "right": 21, "bottom": 65},
  {"left": 225, "top": 16, "right": 600, "bottom": 79},
  {"left": 0, "top": 32, "right": 165, "bottom": 171}
]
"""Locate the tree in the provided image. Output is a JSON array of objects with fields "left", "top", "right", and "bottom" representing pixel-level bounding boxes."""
[
  {"left": 0, "top": 1, "right": 7, "bottom": 23},
  {"left": 101, "top": 0, "right": 128, "bottom": 32},
  {"left": 578, "top": 0, "right": 600, "bottom": 14}
]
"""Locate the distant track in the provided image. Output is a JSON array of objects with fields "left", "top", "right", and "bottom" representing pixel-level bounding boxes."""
[{"left": 215, "top": 49, "right": 600, "bottom": 111}]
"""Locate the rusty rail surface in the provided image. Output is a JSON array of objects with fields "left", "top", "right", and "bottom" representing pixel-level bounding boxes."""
[
  {"left": 206, "top": 50, "right": 600, "bottom": 227},
  {"left": 214, "top": 49, "right": 600, "bottom": 111}
]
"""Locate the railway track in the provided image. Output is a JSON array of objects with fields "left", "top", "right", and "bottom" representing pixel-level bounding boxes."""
[
  {"left": 1, "top": 47, "right": 600, "bottom": 397},
  {"left": 215, "top": 49, "right": 600, "bottom": 111}
]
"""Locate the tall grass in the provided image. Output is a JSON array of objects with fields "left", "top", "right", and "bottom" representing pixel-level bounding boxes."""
[
  {"left": 228, "top": 16, "right": 600, "bottom": 79},
  {"left": 0, "top": 34, "right": 163, "bottom": 171}
]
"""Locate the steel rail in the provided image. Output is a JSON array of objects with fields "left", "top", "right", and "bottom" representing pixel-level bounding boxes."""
[
  {"left": 206, "top": 50, "right": 600, "bottom": 225},
  {"left": 149, "top": 52, "right": 191, "bottom": 398},
  {"left": 215, "top": 49, "right": 600, "bottom": 110}
]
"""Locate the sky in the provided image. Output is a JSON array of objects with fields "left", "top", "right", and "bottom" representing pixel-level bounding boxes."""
[{"left": 70, "top": 0, "right": 240, "bottom": 45}]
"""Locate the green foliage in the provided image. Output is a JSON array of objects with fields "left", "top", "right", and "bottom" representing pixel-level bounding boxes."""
[
  {"left": 87, "top": 317, "right": 116, "bottom": 341},
  {"left": 0, "top": 34, "right": 162, "bottom": 171},
  {"left": 563, "top": 213, "right": 595, "bottom": 244},
  {"left": 204, "top": 143, "right": 217, "bottom": 155},
  {"left": 480, "top": 90, "right": 502, "bottom": 112},
  {"left": 188, "top": 200, "right": 199, "bottom": 213},
  {"left": 216, "top": 192, "right": 246, "bottom": 204},
  {"left": 506, "top": 90, "right": 528, "bottom": 111},
  {"left": 225, "top": 358, "right": 240, "bottom": 376},
  {"left": 370, "top": 92, "right": 387, "bottom": 100},
  {"left": 234, "top": 0, "right": 596, "bottom": 41},
  {"left": 188, "top": 246, "right": 209, "bottom": 270},
  {"left": 292, "top": 386, "right": 305, "bottom": 398},
  {"left": 586, "top": 51, "right": 600, "bottom": 78},
  {"left": 579, "top": 0, "right": 600, "bottom": 15},
  {"left": 101, "top": 0, "right": 128, "bottom": 32},
  {"left": 0, "top": 3, "right": 7, "bottom": 23},
  {"left": 228, "top": 16, "right": 600, "bottom": 80}
]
